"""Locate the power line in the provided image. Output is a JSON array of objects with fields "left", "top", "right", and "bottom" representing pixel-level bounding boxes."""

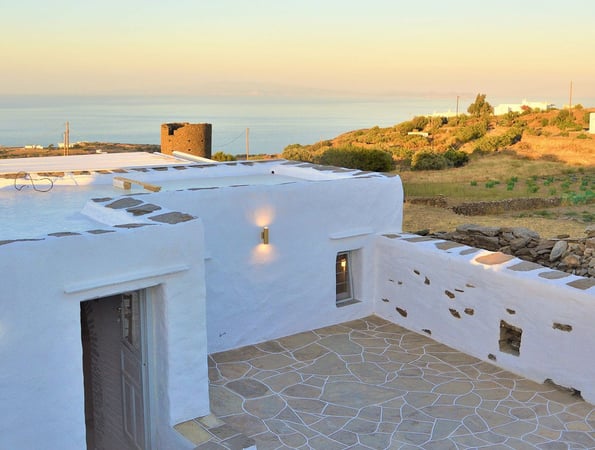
[{"left": 213, "top": 130, "right": 246, "bottom": 149}]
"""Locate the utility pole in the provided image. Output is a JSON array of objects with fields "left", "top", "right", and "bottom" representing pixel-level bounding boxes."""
[
  {"left": 245, "top": 127, "right": 250, "bottom": 160},
  {"left": 569, "top": 81, "right": 573, "bottom": 109},
  {"left": 456, "top": 95, "right": 460, "bottom": 117},
  {"left": 64, "top": 121, "right": 70, "bottom": 156}
]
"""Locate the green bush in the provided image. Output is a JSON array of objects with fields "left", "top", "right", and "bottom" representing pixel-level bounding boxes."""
[
  {"left": 552, "top": 109, "right": 578, "bottom": 130},
  {"left": 473, "top": 127, "right": 523, "bottom": 153},
  {"left": 316, "top": 146, "right": 394, "bottom": 172},
  {"left": 455, "top": 121, "right": 487, "bottom": 143},
  {"left": 498, "top": 111, "right": 520, "bottom": 127},
  {"left": 467, "top": 94, "right": 494, "bottom": 117},
  {"left": 390, "top": 147, "right": 415, "bottom": 168},
  {"left": 443, "top": 148, "right": 469, "bottom": 167},
  {"left": 447, "top": 115, "right": 469, "bottom": 126},
  {"left": 429, "top": 116, "right": 447, "bottom": 131},
  {"left": 564, "top": 190, "right": 595, "bottom": 205},
  {"left": 310, "top": 140, "right": 333, "bottom": 151},
  {"left": 410, "top": 116, "right": 429, "bottom": 130},
  {"left": 396, "top": 120, "right": 416, "bottom": 135},
  {"left": 411, "top": 151, "right": 449, "bottom": 171},
  {"left": 212, "top": 151, "right": 237, "bottom": 161},
  {"left": 391, "top": 147, "right": 415, "bottom": 159},
  {"left": 281, "top": 144, "right": 314, "bottom": 162}
]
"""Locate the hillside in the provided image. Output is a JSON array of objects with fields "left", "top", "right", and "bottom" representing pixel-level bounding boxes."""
[
  {"left": 283, "top": 106, "right": 595, "bottom": 168},
  {"left": 281, "top": 103, "right": 594, "bottom": 239}
]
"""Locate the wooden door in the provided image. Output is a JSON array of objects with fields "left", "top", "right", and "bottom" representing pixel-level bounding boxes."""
[{"left": 120, "top": 292, "right": 147, "bottom": 450}]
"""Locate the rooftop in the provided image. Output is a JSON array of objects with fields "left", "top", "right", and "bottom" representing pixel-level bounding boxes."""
[
  {"left": 182, "top": 316, "right": 595, "bottom": 450},
  {"left": 0, "top": 151, "right": 185, "bottom": 174},
  {"left": 0, "top": 153, "right": 388, "bottom": 241}
]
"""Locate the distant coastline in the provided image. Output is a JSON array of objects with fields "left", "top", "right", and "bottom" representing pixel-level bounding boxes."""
[{"left": 2, "top": 94, "right": 591, "bottom": 154}]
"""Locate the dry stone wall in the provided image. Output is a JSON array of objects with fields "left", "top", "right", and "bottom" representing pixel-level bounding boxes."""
[
  {"left": 432, "top": 224, "right": 595, "bottom": 277},
  {"left": 452, "top": 198, "right": 563, "bottom": 216}
]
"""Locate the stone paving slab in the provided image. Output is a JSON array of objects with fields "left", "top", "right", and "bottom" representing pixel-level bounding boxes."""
[{"left": 208, "top": 316, "right": 595, "bottom": 449}]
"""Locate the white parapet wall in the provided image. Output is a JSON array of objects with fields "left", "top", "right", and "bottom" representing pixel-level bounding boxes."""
[{"left": 374, "top": 233, "right": 595, "bottom": 404}]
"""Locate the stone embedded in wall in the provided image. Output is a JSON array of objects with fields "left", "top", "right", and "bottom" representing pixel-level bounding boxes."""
[
  {"left": 160, "top": 122, "right": 212, "bottom": 158},
  {"left": 552, "top": 323, "right": 573, "bottom": 332},
  {"left": 449, "top": 308, "right": 461, "bottom": 319}
]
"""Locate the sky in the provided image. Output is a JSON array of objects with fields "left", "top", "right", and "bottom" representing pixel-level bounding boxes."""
[{"left": 2, "top": 0, "right": 595, "bottom": 101}]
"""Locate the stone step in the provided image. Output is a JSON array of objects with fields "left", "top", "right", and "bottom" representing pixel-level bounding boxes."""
[{"left": 174, "top": 414, "right": 256, "bottom": 450}]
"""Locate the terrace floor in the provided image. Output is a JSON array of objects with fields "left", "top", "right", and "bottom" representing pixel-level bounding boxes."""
[{"left": 200, "top": 316, "right": 594, "bottom": 449}]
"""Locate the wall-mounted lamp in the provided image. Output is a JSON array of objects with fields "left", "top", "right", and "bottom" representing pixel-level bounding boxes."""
[{"left": 261, "top": 226, "right": 270, "bottom": 245}]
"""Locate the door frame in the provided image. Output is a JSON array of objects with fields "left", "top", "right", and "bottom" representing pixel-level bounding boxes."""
[
  {"left": 81, "top": 288, "right": 156, "bottom": 450},
  {"left": 128, "top": 289, "right": 155, "bottom": 450},
  {"left": 138, "top": 288, "right": 156, "bottom": 450}
]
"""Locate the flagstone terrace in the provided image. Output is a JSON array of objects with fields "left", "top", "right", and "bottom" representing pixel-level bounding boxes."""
[{"left": 184, "top": 316, "right": 595, "bottom": 449}]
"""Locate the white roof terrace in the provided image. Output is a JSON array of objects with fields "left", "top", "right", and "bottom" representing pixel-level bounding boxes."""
[{"left": 0, "top": 153, "right": 391, "bottom": 241}]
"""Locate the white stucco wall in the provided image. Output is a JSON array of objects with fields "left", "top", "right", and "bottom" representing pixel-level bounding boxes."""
[
  {"left": 0, "top": 220, "right": 208, "bottom": 450},
  {"left": 144, "top": 175, "right": 404, "bottom": 353},
  {"left": 374, "top": 234, "right": 595, "bottom": 403}
]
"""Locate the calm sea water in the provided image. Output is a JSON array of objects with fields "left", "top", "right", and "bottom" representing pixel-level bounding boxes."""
[{"left": 0, "top": 94, "right": 580, "bottom": 154}]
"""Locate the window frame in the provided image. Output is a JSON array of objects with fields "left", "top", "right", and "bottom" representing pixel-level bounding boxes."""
[{"left": 335, "top": 251, "right": 354, "bottom": 306}]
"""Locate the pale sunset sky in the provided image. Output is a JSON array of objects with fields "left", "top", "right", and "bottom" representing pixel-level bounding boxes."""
[{"left": 2, "top": 0, "right": 595, "bottom": 100}]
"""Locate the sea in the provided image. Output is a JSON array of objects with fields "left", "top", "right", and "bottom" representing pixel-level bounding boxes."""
[{"left": 0, "top": 94, "right": 580, "bottom": 155}]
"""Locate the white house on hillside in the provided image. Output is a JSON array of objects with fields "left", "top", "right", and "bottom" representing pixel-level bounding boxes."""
[{"left": 494, "top": 99, "right": 555, "bottom": 115}]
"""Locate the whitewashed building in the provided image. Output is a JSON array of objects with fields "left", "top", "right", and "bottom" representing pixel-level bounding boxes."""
[
  {"left": 0, "top": 152, "right": 593, "bottom": 449},
  {"left": 494, "top": 99, "right": 555, "bottom": 116}
]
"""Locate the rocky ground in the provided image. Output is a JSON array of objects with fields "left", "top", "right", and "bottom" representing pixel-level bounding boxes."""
[{"left": 431, "top": 224, "right": 595, "bottom": 278}]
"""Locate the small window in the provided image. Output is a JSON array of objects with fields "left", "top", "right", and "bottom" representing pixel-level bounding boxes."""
[
  {"left": 336, "top": 252, "right": 353, "bottom": 305},
  {"left": 499, "top": 320, "right": 522, "bottom": 356}
]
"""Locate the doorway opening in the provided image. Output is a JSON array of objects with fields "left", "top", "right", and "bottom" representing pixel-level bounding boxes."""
[{"left": 81, "top": 290, "right": 151, "bottom": 450}]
